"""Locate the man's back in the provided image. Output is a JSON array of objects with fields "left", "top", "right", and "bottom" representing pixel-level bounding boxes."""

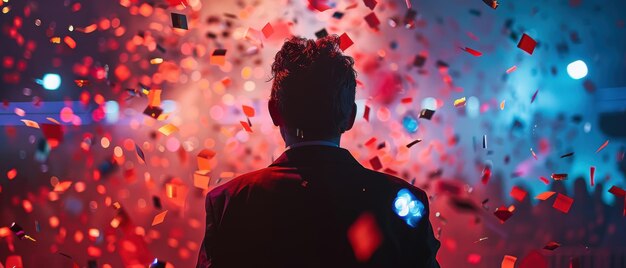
[{"left": 197, "top": 145, "right": 440, "bottom": 267}]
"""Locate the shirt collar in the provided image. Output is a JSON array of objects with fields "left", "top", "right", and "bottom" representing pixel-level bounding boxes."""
[{"left": 285, "top": 140, "right": 339, "bottom": 151}]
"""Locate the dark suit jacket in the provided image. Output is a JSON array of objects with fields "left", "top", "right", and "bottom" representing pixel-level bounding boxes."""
[{"left": 197, "top": 145, "right": 440, "bottom": 267}]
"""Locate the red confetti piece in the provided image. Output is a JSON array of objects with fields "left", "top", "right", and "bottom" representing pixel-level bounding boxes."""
[
  {"left": 339, "top": 33, "right": 354, "bottom": 51},
  {"left": 517, "top": 33, "right": 537, "bottom": 55},
  {"left": 364, "top": 12, "right": 380, "bottom": 30},
  {"left": 307, "top": 0, "right": 331, "bottom": 12},
  {"left": 240, "top": 121, "right": 253, "bottom": 132},
  {"left": 363, "top": 105, "right": 370, "bottom": 121},
  {"left": 151, "top": 210, "right": 168, "bottom": 226},
  {"left": 363, "top": 0, "right": 378, "bottom": 10},
  {"left": 242, "top": 105, "right": 255, "bottom": 117},
  {"left": 347, "top": 212, "right": 382, "bottom": 262},
  {"left": 552, "top": 193, "right": 573, "bottom": 213},
  {"left": 595, "top": 140, "right": 609, "bottom": 153},
  {"left": 539, "top": 176, "right": 550, "bottom": 185},
  {"left": 481, "top": 166, "right": 491, "bottom": 184},
  {"left": 494, "top": 206, "right": 514, "bottom": 223},
  {"left": 261, "top": 22, "right": 274, "bottom": 38},
  {"left": 400, "top": 97, "right": 413, "bottom": 104},
  {"left": 462, "top": 47, "right": 483, "bottom": 57},
  {"left": 506, "top": 65, "right": 517, "bottom": 74},
  {"left": 543, "top": 241, "right": 560, "bottom": 250},
  {"left": 590, "top": 166, "right": 595, "bottom": 186},
  {"left": 364, "top": 137, "right": 377, "bottom": 146},
  {"left": 608, "top": 186, "right": 626, "bottom": 197},
  {"left": 551, "top": 173, "right": 568, "bottom": 181},
  {"left": 369, "top": 156, "right": 382, "bottom": 170},
  {"left": 510, "top": 186, "right": 527, "bottom": 202}
]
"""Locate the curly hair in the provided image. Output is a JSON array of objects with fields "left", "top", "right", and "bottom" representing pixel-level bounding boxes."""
[{"left": 270, "top": 35, "right": 357, "bottom": 140}]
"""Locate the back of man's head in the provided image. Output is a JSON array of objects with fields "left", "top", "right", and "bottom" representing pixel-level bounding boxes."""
[{"left": 270, "top": 35, "right": 357, "bottom": 140}]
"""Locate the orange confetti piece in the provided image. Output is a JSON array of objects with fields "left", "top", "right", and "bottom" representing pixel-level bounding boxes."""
[
  {"left": 197, "top": 149, "right": 216, "bottom": 170},
  {"left": 150, "top": 58, "right": 164, "bottom": 64},
  {"left": 64, "top": 36, "right": 77, "bottom": 49},
  {"left": 7, "top": 168, "right": 17, "bottom": 180},
  {"left": 151, "top": 210, "right": 168, "bottom": 226},
  {"left": 21, "top": 119, "right": 40, "bottom": 128},
  {"left": 46, "top": 117, "right": 61, "bottom": 124},
  {"left": 500, "top": 100, "right": 505, "bottom": 110},
  {"left": 242, "top": 105, "right": 255, "bottom": 117},
  {"left": 535, "top": 191, "right": 556, "bottom": 201},
  {"left": 76, "top": 24, "right": 97, "bottom": 33},
  {"left": 158, "top": 124, "right": 179, "bottom": 136},
  {"left": 50, "top": 37, "right": 61, "bottom": 43},
  {"left": 595, "top": 140, "right": 609, "bottom": 153},
  {"left": 148, "top": 89, "right": 162, "bottom": 107},
  {"left": 54, "top": 181, "right": 73, "bottom": 192},
  {"left": 193, "top": 170, "right": 211, "bottom": 190},
  {"left": 501, "top": 255, "right": 517, "bottom": 268}
]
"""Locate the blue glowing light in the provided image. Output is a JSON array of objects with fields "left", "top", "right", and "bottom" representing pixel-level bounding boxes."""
[
  {"left": 393, "top": 188, "right": 424, "bottom": 227},
  {"left": 42, "top": 73, "right": 61, "bottom": 90},
  {"left": 402, "top": 115, "right": 419, "bottom": 133},
  {"left": 567, "top": 60, "right": 588, "bottom": 80},
  {"left": 104, "top": 100, "right": 119, "bottom": 123}
]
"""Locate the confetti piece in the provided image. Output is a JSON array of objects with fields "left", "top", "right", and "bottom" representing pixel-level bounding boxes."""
[
  {"left": 590, "top": 166, "right": 595, "bottom": 186},
  {"left": 369, "top": 156, "right": 382, "bottom": 170},
  {"left": 194, "top": 170, "right": 211, "bottom": 190},
  {"left": 135, "top": 143, "right": 145, "bottom": 164},
  {"left": 413, "top": 54, "right": 427, "bottom": 67},
  {"left": 348, "top": 212, "right": 382, "bottom": 262},
  {"left": 406, "top": 139, "right": 422, "bottom": 148},
  {"left": 364, "top": 12, "right": 380, "bottom": 30},
  {"left": 10, "top": 222, "right": 36, "bottom": 241},
  {"left": 462, "top": 47, "right": 482, "bottom": 56},
  {"left": 144, "top": 106, "right": 164, "bottom": 119},
  {"left": 261, "top": 22, "right": 274, "bottom": 38},
  {"left": 552, "top": 193, "right": 573, "bottom": 213},
  {"left": 400, "top": 97, "right": 413, "bottom": 104},
  {"left": 54, "top": 181, "right": 73, "bottom": 192},
  {"left": 171, "top": 13, "right": 188, "bottom": 30},
  {"left": 46, "top": 117, "right": 61, "bottom": 124},
  {"left": 50, "top": 37, "right": 61, "bottom": 43},
  {"left": 535, "top": 191, "right": 555, "bottom": 201},
  {"left": 510, "top": 186, "right": 527, "bottom": 202},
  {"left": 419, "top": 109, "right": 435, "bottom": 120},
  {"left": 64, "top": 36, "right": 76, "bottom": 49},
  {"left": 595, "top": 140, "right": 609, "bottom": 153},
  {"left": 152, "top": 196, "right": 162, "bottom": 210},
  {"left": 14, "top": 107, "right": 25, "bottom": 117},
  {"left": 506, "top": 65, "right": 517, "bottom": 74},
  {"left": 551, "top": 173, "right": 568, "bottom": 181},
  {"left": 483, "top": 0, "right": 499, "bottom": 9},
  {"left": 608, "top": 186, "right": 626, "bottom": 197},
  {"left": 453, "top": 97, "right": 466, "bottom": 107},
  {"left": 7, "top": 168, "right": 17, "bottom": 180},
  {"left": 315, "top": 28, "right": 329, "bottom": 39},
  {"left": 242, "top": 105, "right": 255, "bottom": 117},
  {"left": 482, "top": 135, "right": 487, "bottom": 149},
  {"left": 560, "top": 152, "right": 574, "bottom": 158},
  {"left": 363, "top": 105, "right": 370, "bottom": 121},
  {"left": 74, "top": 79, "right": 90, "bottom": 87},
  {"left": 494, "top": 206, "right": 514, "bottom": 223},
  {"left": 158, "top": 124, "right": 179, "bottom": 136},
  {"left": 363, "top": 0, "right": 378, "bottom": 10},
  {"left": 308, "top": 0, "right": 331, "bottom": 12},
  {"left": 517, "top": 33, "right": 537, "bottom": 55},
  {"left": 197, "top": 149, "right": 216, "bottom": 170},
  {"left": 530, "top": 148, "right": 538, "bottom": 160},
  {"left": 210, "top": 49, "right": 227, "bottom": 66},
  {"left": 151, "top": 210, "right": 168, "bottom": 226},
  {"left": 474, "top": 237, "right": 489, "bottom": 243},
  {"left": 543, "top": 241, "right": 560, "bottom": 250},
  {"left": 501, "top": 255, "right": 516, "bottom": 268},
  {"left": 148, "top": 89, "right": 162, "bottom": 107},
  {"left": 481, "top": 166, "right": 491, "bottom": 184},
  {"left": 150, "top": 58, "right": 164, "bottom": 64},
  {"left": 20, "top": 119, "right": 39, "bottom": 129},
  {"left": 500, "top": 100, "right": 505, "bottom": 110},
  {"left": 339, "top": 33, "right": 354, "bottom": 51},
  {"left": 531, "top": 88, "right": 539, "bottom": 103},
  {"left": 240, "top": 121, "right": 253, "bottom": 132}
]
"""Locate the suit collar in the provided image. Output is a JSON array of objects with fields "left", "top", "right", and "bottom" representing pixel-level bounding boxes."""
[{"left": 269, "top": 145, "right": 362, "bottom": 168}]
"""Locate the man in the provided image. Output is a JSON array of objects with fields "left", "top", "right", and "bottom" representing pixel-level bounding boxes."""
[{"left": 197, "top": 35, "right": 440, "bottom": 267}]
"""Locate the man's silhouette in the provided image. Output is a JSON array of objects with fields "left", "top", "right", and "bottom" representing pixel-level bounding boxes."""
[{"left": 196, "top": 35, "right": 440, "bottom": 268}]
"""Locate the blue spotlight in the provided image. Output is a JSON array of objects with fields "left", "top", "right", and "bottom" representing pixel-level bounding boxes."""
[
  {"left": 567, "top": 60, "right": 588, "bottom": 80},
  {"left": 41, "top": 73, "right": 61, "bottom": 90},
  {"left": 402, "top": 114, "right": 419, "bottom": 133}
]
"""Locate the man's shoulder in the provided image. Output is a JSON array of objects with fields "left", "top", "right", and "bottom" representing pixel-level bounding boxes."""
[
  {"left": 206, "top": 167, "right": 278, "bottom": 199},
  {"left": 361, "top": 168, "right": 428, "bottom": 200}
]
